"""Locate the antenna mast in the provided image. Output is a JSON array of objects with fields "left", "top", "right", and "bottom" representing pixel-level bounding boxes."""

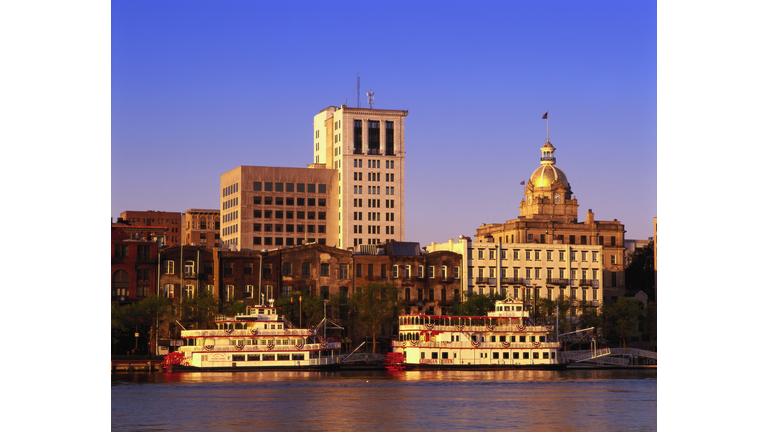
[
  {"left": 357, "top": 73, "right": 360, "bottom": 108},
  {"left": 366, "top": 88, "right": 375, "bottom": 108}
]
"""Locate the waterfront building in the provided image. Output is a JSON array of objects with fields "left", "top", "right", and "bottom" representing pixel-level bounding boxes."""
[
  {"left": 111, "top": 220, "right": 167, "bottom": 304},
  {"left": 120, "top": 210, "right": 182, "bottom": 246},
  {"left": 220, "top": 105, "right": 408, "bottom": 252},
  {"left": 427, "top": 235, "right": 603, "bottom": 309},
  {"left": 183, "top": 209, "right": 221, "bottom": 248},
  {"left": 158, "top": 245, "right": 216, "bottom": 301},
  {"left": 428, "top": 138, "right": 625, "bottom": 306}
]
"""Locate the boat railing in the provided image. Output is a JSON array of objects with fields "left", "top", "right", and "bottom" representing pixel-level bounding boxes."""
[
  {"left": 181, "top": 329, "right": 312, "bottom": 338},
  {"left": 393, "top": 340, "right": 559, "bottom": 350},
  {"left": 178, "top": 342, "right": 341, "bottom": 353},
  {"left": 398, "top": 324, "right": 552, "bottom": 333}
]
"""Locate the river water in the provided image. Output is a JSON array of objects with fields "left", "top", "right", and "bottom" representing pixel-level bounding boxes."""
[{"left": 111, "top": 369, "right": 656, "bottom": 431}]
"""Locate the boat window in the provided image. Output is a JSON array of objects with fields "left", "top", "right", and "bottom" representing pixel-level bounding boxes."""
[
  {"left": 523, "top": 352, "right": 529, "bottom": 359},
  {"left": 543, "top": 352, "right": 549, "bottom": 359},
  {"left": 513, "top": 352, "right": 519, "bottom": 359},
  {"left": 505, "top": 306, "right": 510, "bottom": 311},
  {"left": 259, "top": 309, "right": 265, "bottom": 314}
]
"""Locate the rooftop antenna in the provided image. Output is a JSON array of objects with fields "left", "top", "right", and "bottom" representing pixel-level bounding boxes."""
[
  {"left": 357, "top": 73, "right": 360, "bottom": 108},
  {"left": 367, "top": 88, "right": 375, "bottom": 108}
]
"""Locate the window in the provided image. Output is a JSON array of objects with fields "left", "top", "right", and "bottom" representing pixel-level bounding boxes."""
[
  {"left": 339, "top": 264, "right": 348, "bottom": 280},
  {"left": 244, "top": 263, "right": 253, "bottom": 275},
  {"left": 163, "top": 284, "right": 174, "bottom": 298},
  {"left": 282, "top": 262, "right": 292, "bottom": 276},
  {"left": 429, "top": 266, "right": 435, "bottom": 278},
  {"left": 393, "top": 265, "right": 399, "bottom": 278},
  {"left": 321, "top": 263, "right": 330, "bottom": 277},
  {"left": 226, "top": 285, "right": 235, "bottom": 301},
  {"left": 164, "top": 260, "right": 174, "bottom": 274},
  {"left": 184, "top": 260, "right": 195, "bottom": 276}
]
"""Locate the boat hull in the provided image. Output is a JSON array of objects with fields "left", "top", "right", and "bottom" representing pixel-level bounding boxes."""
[
  {"left": 403, "top": 363, "right": 567, "bottom": 371},
  {"left": 166, "top": 363, "right": 341, "bottom": 372}
]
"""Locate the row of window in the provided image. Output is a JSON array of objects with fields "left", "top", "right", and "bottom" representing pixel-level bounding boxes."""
[
  {"left": 470, "top": 286, "right": 600, "bottom": 301},
  {"left": 491, "top": 234, "right": 618, "bottom": 247},
  {"left": 253, "top": 182, "right": 326, "bottom": 193},
  {"left": 253, "top": 196, "right": 326, "bottom": 207},
  {"left": 471, "top": 267, "right": 601, "bottom": 280},
  {"left": 253, "top": 223, "right": 326, "bottom": 233},
  {"left": 471, "top": 248, "right": 602, "bottom": 263},
  {"left": 223, "top": 183, "right": 239, "bottom": 197},
  {"left": 419, "top": 351, "right": 554, "bottom": 361},
  {"left": 253, "top": 210, "right": 326, "bottom": 220},
  {"left": 253, "top": 237, "right": 325, "bottom": 247},
  {"left": 403, "top": 288, "right": 460, "bottom": 303}
]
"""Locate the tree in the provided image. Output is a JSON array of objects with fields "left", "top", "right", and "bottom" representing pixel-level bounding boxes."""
[
  {"left": 625, "top": 241, "right": 655, "bottom": 300},
  {"left": 111, "top": 301, "right": 129, "bottom": 354},
  {"left": 222, "top": 300, "right": 246, "bottom": 316},
  {"left": 605, "top": 297, "right": 643, "bottom": 348},
  {"left": 179, "top": 291, "right": 219, "bottom": 330},
  {"left": 450, "top": 292, "right": 505, "bottom": 316},
  {"left": 349, "top": 283, "right": 402, "bottom": 355},
  {"left": 126, "top": 295, "right": 173, "bottom": 355}
]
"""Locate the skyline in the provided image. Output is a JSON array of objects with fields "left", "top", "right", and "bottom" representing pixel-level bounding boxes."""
[{"left": 112, "top": 1, "right": 657, "bottom": 246}]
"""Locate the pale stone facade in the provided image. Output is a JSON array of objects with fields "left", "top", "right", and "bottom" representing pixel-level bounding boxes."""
[
  {"left": 427, "top": 236, "right": 603, "bottom": 308},
  {"left": 313, "top": 105, "right": 408, "bottom": 249},
  {"left": 428, "top": 138, "right": 626, "bottom": 306}
]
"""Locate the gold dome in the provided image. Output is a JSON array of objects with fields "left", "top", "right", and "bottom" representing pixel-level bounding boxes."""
[{"left": 530, "top": 165, "right": 569, "bottom": 188}]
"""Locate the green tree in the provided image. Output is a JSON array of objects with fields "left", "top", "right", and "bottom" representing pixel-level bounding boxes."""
[
  {"left": 111, "top": 301, "right": 129, "bottom": 353},
  {"left": 625, "top": 241, "right": 655, "bottom": 299},
  {"left": 126, "top": 295, "right": 173, "bottom": 355},
  {"left": 222, "top": 300, "right": 247, "bottom": 316},
  {"left": 180, "top": 291, "right": 219, "bottom": 330},
  {"left": 349, "top": 283, "right": 402, "bottom": 354},
  {"left": 450, "top": 292, "right": 505, "bottom": 316},
  {"left": 605, "top": 297, "right": 643, "bottom": 347}
]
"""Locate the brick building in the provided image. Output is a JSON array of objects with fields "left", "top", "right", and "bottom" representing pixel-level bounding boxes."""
[
  {"left": 183, "top": 209, "right": 221, "bottom": 248},
  {"left": 120, "top": 210, "right": 183, "bottom": 246},
  {"left": 111, "top": 221, "right": 167, "bottom": 304}
]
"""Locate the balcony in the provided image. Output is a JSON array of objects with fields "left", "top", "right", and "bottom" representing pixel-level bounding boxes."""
[
  {"left": 367, "top": 148, "right": 380, "bottom": 155},
  {"left": 502, "top": 278, "right": 526, "bottom": 285},
  {"left": 474, "top": 277, "right": 489, "bottom": 284},
  {"left": 440, "top": 277, "right": 455, "bottom": 283},
  {"left": 547, "top": 278, "right": 569, "bottom": 286},
  {"left": 353, "top": 147, "right": 363, "bottom": 154},
  {"left": 540, "top": 156, "right": 556, "bottom": 164},
  {"left": 578, "top": 279, "right": 595, "bottom": 287},
  {"left": 385, "top": 148, "right": 395, "bottom": 156}
]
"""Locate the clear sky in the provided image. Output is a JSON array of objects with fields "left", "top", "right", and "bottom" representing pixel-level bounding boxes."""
[{"left": 111, "top": 0, "right": 657, "bottom": 245}]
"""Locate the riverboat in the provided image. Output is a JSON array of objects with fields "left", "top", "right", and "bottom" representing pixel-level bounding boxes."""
[
  {"left": 391, "top": 295, "right": 565, "bottom": 370},
  {"left": 163, "top": 300, "right": 342, "bottom": 371}
]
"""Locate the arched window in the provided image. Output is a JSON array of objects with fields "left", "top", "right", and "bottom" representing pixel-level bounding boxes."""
[{"left": 113, "top": 270, "right": 129, "bottom": 298}]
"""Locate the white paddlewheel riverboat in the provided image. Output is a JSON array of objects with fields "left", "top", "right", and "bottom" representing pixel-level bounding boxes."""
[
  {"left": 391, "top": 296, "right": 565, "bottom": 370},
  {"left": 164, "top": 300, "right": 342, "bottom": 371}
]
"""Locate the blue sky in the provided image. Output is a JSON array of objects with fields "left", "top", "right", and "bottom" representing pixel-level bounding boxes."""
[{"left": 112, "top": 0, "right": 657, "bottom": 245}]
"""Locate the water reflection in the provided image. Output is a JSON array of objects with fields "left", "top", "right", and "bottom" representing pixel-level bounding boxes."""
[{"left": 112, "top": 369, "right": 656, "bottom": 431}]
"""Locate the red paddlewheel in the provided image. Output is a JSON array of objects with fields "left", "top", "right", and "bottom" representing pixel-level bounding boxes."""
[{"left": 163, "top": 351, "right": 187, "bottom": 368}]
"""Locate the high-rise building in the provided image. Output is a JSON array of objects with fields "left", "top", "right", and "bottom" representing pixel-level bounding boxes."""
[
  {"left": 313, "top": 105, "right": 408, "bottom": 249},
  {"left": 221, "top": 105, "right": 408, "bottom": 251}
]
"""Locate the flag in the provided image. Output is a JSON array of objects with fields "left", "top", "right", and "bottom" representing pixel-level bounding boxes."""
[
  {"left": 520, "top": 181, "right": 525, "bottom": 185},
  {"left": 542, "top": 112, "right": 548, "bottom": 119}
]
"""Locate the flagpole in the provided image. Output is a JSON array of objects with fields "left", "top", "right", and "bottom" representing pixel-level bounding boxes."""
[{"left": 547, "top": 110, "right": 549, "bottom": 142}]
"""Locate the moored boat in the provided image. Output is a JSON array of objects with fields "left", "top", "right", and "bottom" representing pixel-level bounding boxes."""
[
  {"left": 390, "top": 296, "right": 565, "bottom": 370},
  {"left": 163, "top": 300, "right": 342, "bottom": 371}
]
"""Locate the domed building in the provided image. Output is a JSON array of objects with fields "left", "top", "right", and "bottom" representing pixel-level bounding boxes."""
[
  {"left": 428, "top": 133, "right": 627, "bottom": 311},
  {"left": 519, "top": 141, "right": 578, "bottom": 222}
]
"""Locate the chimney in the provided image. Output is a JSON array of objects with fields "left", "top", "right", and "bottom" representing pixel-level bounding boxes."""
[{"left": 587, "top": 209, "right": 594, "bottom": 225}]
